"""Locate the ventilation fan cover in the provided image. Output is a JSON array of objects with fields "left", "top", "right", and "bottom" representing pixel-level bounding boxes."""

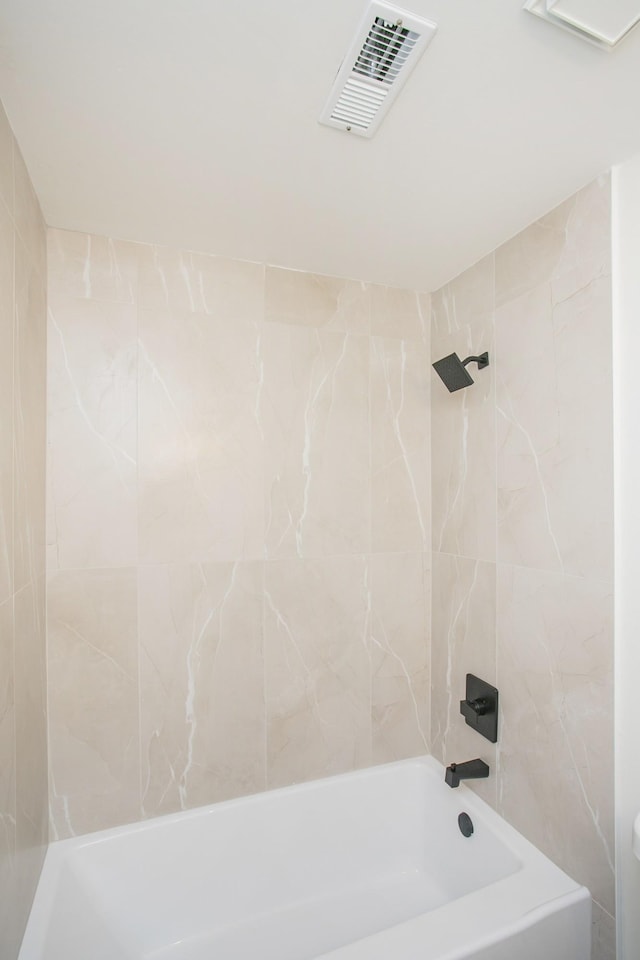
[
  {"left": 319, "top": 2, "right": 438, "bottom": 138},
  {"left": 524, "top": 0, "right": 640, "bottom": 49}
]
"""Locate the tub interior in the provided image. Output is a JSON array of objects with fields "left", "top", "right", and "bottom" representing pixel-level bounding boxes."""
[{"left": 43, "top": 762, "right": 522, "bottom": 960}]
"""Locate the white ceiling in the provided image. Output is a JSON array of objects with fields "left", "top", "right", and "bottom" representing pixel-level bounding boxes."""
[{"left": 0, "top": 0, "right": 639, "bottom": 291}]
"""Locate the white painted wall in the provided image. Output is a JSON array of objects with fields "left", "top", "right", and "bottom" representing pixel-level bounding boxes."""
[{"left": 613, "top": 156, "right": 640, "bottom": 959}]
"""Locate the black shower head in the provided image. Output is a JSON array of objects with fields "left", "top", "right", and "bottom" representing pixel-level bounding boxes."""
[{"left": 432, "top": 352, "right": 489, "bottom": 393}]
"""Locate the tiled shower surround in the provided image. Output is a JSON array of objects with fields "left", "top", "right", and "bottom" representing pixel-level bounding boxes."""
[
  {"left": 46, "top": 232, "right": 432, "bottom": 835},
  {"left": 24, "top": 158, "right": 611, "bottom": 960},
  {"left": 430, "top": 175, "right": 615, "bottom": 959},
  {"left": 0, "top": 104, "right": 48, "bottom": 956}
]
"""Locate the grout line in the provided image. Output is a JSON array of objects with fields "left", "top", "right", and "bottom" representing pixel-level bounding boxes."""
[
  {"left": 135, "top": 257, "right": 144, "bottom": 822},
  {"left": 492, "top": 255, "right": 501, "bottom": 814},
  {"left": 592, "top": 898, "right": 615, "bottom": 921},
  {"left": 430, "top": 549, "right": 614, "bottom": 588}
]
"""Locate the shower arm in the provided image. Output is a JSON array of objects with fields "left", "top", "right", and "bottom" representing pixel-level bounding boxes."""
[{"left": 461, "top": 352, "right": 489, "bottom": 370}]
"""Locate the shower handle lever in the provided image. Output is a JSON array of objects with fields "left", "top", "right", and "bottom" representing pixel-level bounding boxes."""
[
  {"left": 461, "top": 696, "right": 489, "bottom": 718},
  {"left": 461, "top": 352, "right": 489, "bottom": 370}
]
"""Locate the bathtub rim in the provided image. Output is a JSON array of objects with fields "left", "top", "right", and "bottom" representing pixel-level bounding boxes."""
[{"left": 19, "top": 754, "right": 591, "bottom": 960}]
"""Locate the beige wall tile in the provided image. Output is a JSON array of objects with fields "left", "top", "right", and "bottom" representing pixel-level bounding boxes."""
[
  {"left": 12, "top": 148, "right": 45, "bottom": 273},
  {"left": 138, "top": 305, "right": 263, "bottom": 563},
  {"left": 48, "top": 568, "right": 140, "bottom": 839},
  {"left": 591, "top": 901, "right": 616, "bottom": 960},
  {"left": 14, "top": 579, "right": 47, "bottom": 830},
  {"left": 34, "top": 172, "right": 615, "bottom": 960},
  {"left": 138, "top": 243, "right": 263, "bottom": 319},
  {"left": 552, "top": 274, "right": 613, "bottom": 580},
  {"left": 13, "top": 236, "right": 46, "bottom": 592},
  {"left": 497, "top": 564, "right": 614, "bottom": 914},
  {"left": 47, "top": 227, "right": 432, "bottom": 839},
  {"left": 431, "top": 553, "right": 497, "bottom": 807},
  {"left": 431, "top": 313, "right": 496, "bottom": 562},
  {"left": 430, "top": 175, "right": 615, "bottom": 938},
  {"left": 496, "top": 276, "right": 613, "bottom": 581},
  {"left": 0, "top": 107, "right": 48, "bottom": 960},
  {"left": 431, "top": 253, "right": 494, "bottom": 340},
  {"left": 0, "top": 201, "right": 14, "bottom": 604},
  {"left": 263, "top": 323, "right": 370, "bottom": 558},
  {"left": 496, "top": 284, "right": 558, "bottom": 571},
  {"left": 495, "top": 175, "right": 610, "bottom": 308},
  {"left": 371, "top": 285, "right": 429, "bottom": 341},
  {"left": 0, "top": 597, "right": 16, "bottom": 959},
  {"left": 371, "top": 553, "right": 430, "bottom": 763},
  {"left": 47, "top": 229, "right": 138, "bottom": 305},
  {"left": 14, "top": 579, "right": 47, "bottom": 950},
  {"left": 47, "top": 297, "right": 137, "bottom": 570},
  {"left": 265, "top": 266, "right": 370, "bottom": 334},
  {"left": 140, "top": 561, "right": 265, "bottom": 817},
  {"left": 265, "top": 556, "right": 372, "bottom": 787},
  {"left": 371, "top": 337, "right": 430, "bottom": 554},
  {"left": 0, "top": 102, "right": 13, "bottom": 216}
]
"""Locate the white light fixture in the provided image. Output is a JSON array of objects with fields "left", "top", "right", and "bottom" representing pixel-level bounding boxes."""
[
  {"left": 524, "top": 0, "right": 640, "bottom": 49},
  {"left": 319, "top": 2, "right": 437, "bottom": 138}
]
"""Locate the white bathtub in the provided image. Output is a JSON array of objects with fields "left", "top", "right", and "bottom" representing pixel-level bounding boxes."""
[{"left": 19, "top": 756, "right": 590, "bottom": 960}]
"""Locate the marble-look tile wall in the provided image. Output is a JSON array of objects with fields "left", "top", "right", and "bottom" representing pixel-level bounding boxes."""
[
  {"left": 430, "top": 176, "right": 614, "bottom": 960},
  {"left": 0, "top": 101, "right": 48, "bottom": 959},
  {"left": 46, "top": 230, "right": 431, "bottom": 839}
]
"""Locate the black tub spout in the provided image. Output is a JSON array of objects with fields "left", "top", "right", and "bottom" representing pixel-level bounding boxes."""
[{"left": 445, "top": 758, "right": 490, "bottom": 788}]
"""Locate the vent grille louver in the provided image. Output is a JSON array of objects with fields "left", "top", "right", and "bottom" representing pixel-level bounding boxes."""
[
  {"left": 319, "top": 2, "right": 437, "bottom": 138},
  {"left": 331, "top": 78, "right": 388, "bottom": 131},
  {"left": 353, "top": 17, "right": 419, "bottom": 83}
]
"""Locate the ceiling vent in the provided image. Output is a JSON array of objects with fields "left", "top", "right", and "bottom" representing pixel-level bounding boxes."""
[
  {"left": 319, "top": 2, "right": 437, "bottom": 138},
  {"left": 524, "top": 0, "right": 640, "bottom": 50}
]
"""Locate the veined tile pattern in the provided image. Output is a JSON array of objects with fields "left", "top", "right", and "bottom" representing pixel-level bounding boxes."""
[
  {"left": 371, "top": 337, "right": 430, "bottom": 554},
  {"left": 46, "top": 227, "right": 432, "bottom": 841},
  {"left": 371, "top": 284, "right": 430, "bottom": 341},
  {"left": 47, "top": 229, "right": 138, "bottom": 305},
  {"left": 0, "top": 98, "right": 48, "bottom": 960},
  {"left": 495, "top": 175, "right": 611, "bottom": 308},
  {"left": 266, "top": 266, "right": 370, "bottom": 334},
  {"left": 430, "top": 554, "right": 496, "bottom": 807},
  {"left": 138, "top": 244, "right": 264, "bottom": 318},
  {"left": 431, "top": 253, "right": 494, "bottom": 339},
  {"left": 496, "top": 274, "right": 613, "bottom": 580},
  {"left": 430, "top": 174, "right": 615, "bottom": 958},
  {"left": 46, "top": 230, "right": 139, "bottom": 572},
  {"left": 138, "top": 305, "right": 264, "bottom": 563},
  {"left": 263, "top": 323, "right": 370, "bottom": 559},
  {"left": 497, "top": 565, "right": 614, "bottom": 913},
  {"left": 48, "top": 568, "right": 140, "bottom": 839},
  {"left": 370, "top": 553, "right": 430, "bottom": 763},
  {"left": 265, "top": 556, "right": 372, "bottom": 788},
  {"left": 47, "top": 298, "right": 137, "bottom": 570},
  {"left": 139, "top": 561, "right": 265, "bottom": 817}
]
